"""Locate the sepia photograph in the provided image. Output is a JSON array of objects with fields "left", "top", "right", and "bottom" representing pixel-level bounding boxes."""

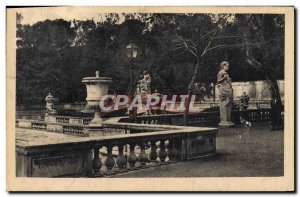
[{"left": 6, "top": 6, "right": 294, "bottom": 191}]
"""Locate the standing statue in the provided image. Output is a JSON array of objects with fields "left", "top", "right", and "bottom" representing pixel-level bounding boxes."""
[
  {"left": 217, "top": 61, "right": 234, "bottom": 127},
  {"left": 136, "top": 70, "right": 152, "bottom": 95},
  {"left": 143, "top": 70, "right": 151, "bottom": 94},
  {"left": 136, "top": 74, "right": 144, "bottom": 95},
  {"left": 135, "top": 70, "right": 153, "bottom": 116}
]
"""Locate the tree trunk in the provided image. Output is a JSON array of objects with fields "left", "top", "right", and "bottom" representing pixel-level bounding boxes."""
[
  {"left": 246, "top": 58, "right": 282, "bottom": 105},
  {"left": 243, "top": 33, "right": 282, "bottom": 105},
  {"left": 183, "top": 58, "right": 200, "bottom": 125}
]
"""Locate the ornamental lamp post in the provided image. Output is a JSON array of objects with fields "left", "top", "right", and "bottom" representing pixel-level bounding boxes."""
[{"left": 125, "top": 41, "right": 139, "bottom": 123}]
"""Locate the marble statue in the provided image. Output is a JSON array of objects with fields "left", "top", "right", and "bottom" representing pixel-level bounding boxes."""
[
  {"left": 217, "top": 61, "right": 234, "bottom": 127},
  {"left": 95, "top": 70, "right": 100, "bottom": 77},
  {"left": 136, "top": 74, "right": 144, "bottom": 95},
  {"left": 45, "top": 93, "right": 57, "bottom": 115},
  {"left": 136, "top": 70, "right": 151, "bottom": 95}
]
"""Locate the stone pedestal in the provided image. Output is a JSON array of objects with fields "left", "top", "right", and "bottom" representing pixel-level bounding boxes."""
[
  {"left": 89, "top": 109, "right": 103, "bottom": 124},
  {"left": 16, "top": 146, "right": 92, "bottom": 177},
  {"left": 219, "top": 100, "right": 235, "bottom": 127},
  {"left": 44, "top": 115, "right": 56, "bottom": 123}
]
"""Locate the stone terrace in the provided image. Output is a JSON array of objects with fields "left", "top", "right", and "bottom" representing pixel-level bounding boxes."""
[{"left": 112, "top": 122, "right": 283, "bottom": 177}]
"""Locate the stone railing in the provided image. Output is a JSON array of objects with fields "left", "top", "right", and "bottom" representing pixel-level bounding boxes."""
[
  {"left": 247, "top": 108, "right": 271, "bottom": 122},
  {"left": 117, "top": 108, "right": 272, "bottom": 126},
  {"left": 56, "top": 117, "right": 70, "bottom": 123},
  {"left": 16, "top": 103, "right": 86, "bottom": 111},
  {"left": 16, "top": 108, "right": 272, "bottom": 138},
  {"left": 16, "top": 122, "right": 217, "bottom": 177},
  {"left": 90, "top": 128, "right": 216, "bottom": 177},
  {"left": 31, "top": 122, "right": 47, "bottom": 130},
  {"left": 165, "top": 99, "right": 273, "bottom": 112},
  {"left": 54, "top": 116, "right": 92, "bottom": 125},
  {"left": 17, "top": 119, "right": 89, "bottom": 136},
  {"left": 16, "top": 104, "right": 45, "bottom": 111}
]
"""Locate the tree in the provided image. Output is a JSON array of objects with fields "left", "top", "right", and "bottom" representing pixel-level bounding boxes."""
[
  {"left": 159, "top": 14, "right": 284, "bottom": 125},
  {"left": 163, "top": 14, "right": 243, "bottom": 125},
  {"left": 237, "top": 14, "right": 284, "bottom": 110},
  {"left": 16, "top": 13, "right": 284, "bottom": 117},
  {"left": 16, "top": 18, "right": 77, "bottom": 104}
]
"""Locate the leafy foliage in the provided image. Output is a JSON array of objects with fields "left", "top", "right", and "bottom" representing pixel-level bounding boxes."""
[{"left": 16, "top": 13, "right": 284, "bottom": 105}]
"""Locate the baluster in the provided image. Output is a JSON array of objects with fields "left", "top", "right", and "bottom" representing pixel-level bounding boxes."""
[
  {"left": 159, "top": 140, "right": 168, "bottom": 163},
  {"left": 138, "top": 142, "right": 149, "bottom": 166},
  {"left": 128, "top": 143, "right": 138, "bottom": 168},
  {"left": 104, "top": 145, "right": 115, "bottom": 172},
  {"left": 93, "top": 146, "right": 102, "bottom": 177},
  {"left": 149, "top": 140, "right": 158, "bottom": 163},
  {"left": 116, "top": 144, "right": 127, "bottom": 170}
]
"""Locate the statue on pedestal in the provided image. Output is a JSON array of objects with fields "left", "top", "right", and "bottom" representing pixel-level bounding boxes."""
[
  {"left": 135, "top": 70, "right": 153, "bottom": 115},
  {"left": 136, "top": 70, "right": 152, "bottom": 96},
  {"left": 217, "top": 61, "right": 235, "bottom": 127},
  {"left": 45, "top": 93, "right": 57, "bottom": 115}
]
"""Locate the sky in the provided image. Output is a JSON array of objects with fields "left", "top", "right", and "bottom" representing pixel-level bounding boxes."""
[
  {"left": 18, "top": 7, "right": 108, "bottom": 24},
  {"left": 14, "top": 6, "right": 277, "bottom": 25},
  {"left": 16, "top": 7, "right": 143, "bottom": 25}
]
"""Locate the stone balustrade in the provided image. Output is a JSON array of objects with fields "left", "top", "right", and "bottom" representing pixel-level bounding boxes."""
[
  {"left": 16, "top": 113, "right": 93, "bottom": 125},
  {"left": 117, "top": 108, "right": 272, "bottom": 126},
  {"left": 165, "top": 99, "right": 274, "bottom": 112},
  {"left": 248, "top": 109, "right": 271, "bottom": 122},
  {"left": 56, "top": 117, "right": 70, "bottom": 123},
  {"left": 54, "top": 116, "right": 92, "bottom": 125},
  {"left": 91, "top": 134, "right": 216, "bottom": 177},
  {"left": 16, "top": 122, "right": 217, "bottom": 177},
  {"left": 17, "top": 119, "right": 89, "bottom": 136},
  {"left": 16, "top": 108, "right": 272, "bottom": 138},
  {"left": 16, "top": 108, "right": 273, "bottom": 140},
  {"left": 31, "top": 122, "right": 47, "bottom": 130}
]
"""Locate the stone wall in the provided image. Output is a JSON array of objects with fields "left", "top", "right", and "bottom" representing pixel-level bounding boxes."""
[{"left": 16, "top": 123, "right": 218, "bottom": 177}]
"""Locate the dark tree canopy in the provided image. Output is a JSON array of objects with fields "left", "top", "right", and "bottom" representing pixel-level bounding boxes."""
[{"left": 16, "top": 13, "right": 284, "bottom": 105}]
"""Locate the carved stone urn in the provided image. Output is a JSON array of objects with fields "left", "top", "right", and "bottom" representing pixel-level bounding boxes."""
[{"left": 82, "top": 71, "right": 112, "bottom": 125}]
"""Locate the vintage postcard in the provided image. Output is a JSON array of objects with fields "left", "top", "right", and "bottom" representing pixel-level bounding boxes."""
[{"left": 6, "top": 6, "right": 294, "bottom": 191}]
